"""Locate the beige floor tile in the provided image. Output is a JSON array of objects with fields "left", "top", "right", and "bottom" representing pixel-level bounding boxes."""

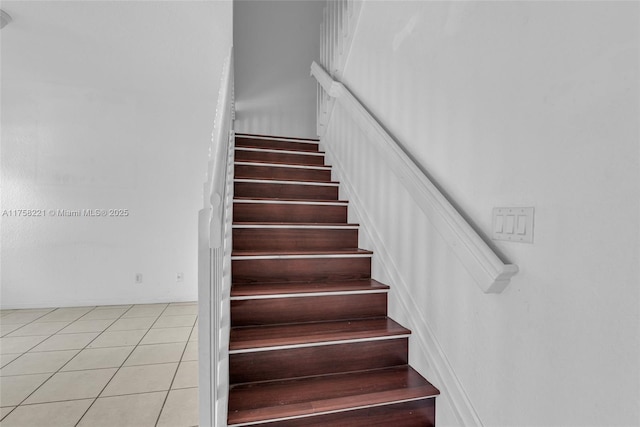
[
  {"left": 181, "top": 341, "right": 198, "bottom": 361},
  {"left": 0, "top": 373, "right": 51, "bottom": 406},
  {"left": 1, "top": 406, "right": 15, "bottom": 420},
  {"left": 0, "top": 398, "right": 93, "bottom": 427},
  {"left": 120, "top": 304, "right": 167, "bottom": 319},
  {"left": 0, "top": 311, "right": 52, "bottom": 325},
  {"left": 61, "top": 346, "right": 134, "bottom": 371},
  {"left": 59, "top": 319, "right": 113, "bottom": 334},
  {"left": 31, "top": 332, "right": 99, "bottom": 352},
  {"left": 37, "top": 307, "right": 94, "bottom": 323},
  {"left": 157, "top": 387, "right": 198, "bottom": 427},
  {"left": 101, "top": 362, "right": 177, "bottom": 396},
  {"left": 77, "top": 391, "right": 166, "bottom": 427},
  {"left": 124, "top": 343, "right": 186, "bottom": 366},
  {"left": 78, "top": 308, "right": 128, "bottom": 320},
  {"left": 7, "top": 321, "right": 70, "bottom": 337},
  {"left": 153, "top": 315, "right": 197, "bottom": 328},
  {"left": 24, "top": 368, "right": 116, "bottom": 404},
  {"left": 140, "top": 327, "right": 191, "bottom": 345},
  {"left": 107, "top": 317, "right": 156, "bottom": 332},
  {"left": 172, "top": 361, "right": 198, "bottom": 389},
  {"left": 0, "top": 353, "right": 22, "bottom": 368},
  {"left": 0, "top": 350, "right": 78, "bottom": 376},
  {"left": 0, "top": 336, "right": 49, "bottom": 354},
  {"left": 0, "top": 324, "right": 23, "bottom": 337},
  {"left": 87, "top": 330, "right": 146, "bottom": 348},
  {"left": 163, "top": 305, "right": 198, "bottom": 316}
]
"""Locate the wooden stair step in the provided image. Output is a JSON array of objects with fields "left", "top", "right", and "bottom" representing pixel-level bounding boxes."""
[
  {"left": 235, "top": 162, "right": 332, "bottom": 182},
  {"left": 230, "top": 317, "right": 408, "bottom": 351},
  {"left": 235, "top": 147, "right": 325, "bottom": 166},
  {"left": 235, "top": 180, "right": 339, "bottom": 200},
  {"left": 232, "top": 223, "right": 359, "bottom": 251},
  {"left": 233, "top": 201, "right": 348, "bottom": 223},
  {"left": 230, "top": 292, "right": 386, "bottom": 327},
  {"left": 227, "top": 366, "right": 440, "bottom": 426},
  {"left": 236, "top": 134, "right": 320, "bottom": 152},
  {"left": 232, "top": 249, "right": 372, "bottom": 284},
  {"left": 236, "top": 140, "right": 320, "bottom": 153},
  {"left": 245, "top": 399, "right": 435, "bottom": 427}
]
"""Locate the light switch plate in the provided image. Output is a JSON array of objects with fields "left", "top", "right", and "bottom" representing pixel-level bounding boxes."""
[{"left": 492, "top": 207, "right": 534, "bottom": 243}]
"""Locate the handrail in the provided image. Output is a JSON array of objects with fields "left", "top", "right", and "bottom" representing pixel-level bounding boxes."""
[
  {"left": 199, "top": 47, "right": 234, "bottom": 427},
  {"left": 311, "top": 61, "right": 518, "bottom": 293}
]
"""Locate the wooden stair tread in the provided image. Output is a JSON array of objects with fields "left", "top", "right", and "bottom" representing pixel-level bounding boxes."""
[
  {"left": 231, "top": 279, "right": 389, "bottom": 297},
  {"left": 235, "top": 177, "right": 338, "bottom": 185},
  {"left": 230, "top": 317, "right": 409, "bottom": 351},
  {"left": 236, "top": 144, "right": 320, "bottom": 153},
  {"left": 232, "top": 248, "right": 373, "bottom": 257},
  {"left": 236, "top": 133, "right": 320, "bottom": 142},
  {"left": 227, "top": 366, "right": 439, "bottom": 425}
]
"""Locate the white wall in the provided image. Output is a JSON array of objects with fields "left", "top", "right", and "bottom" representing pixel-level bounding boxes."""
[
  {"left": 234, "top": 0, "right": 323, "bottom": 139},
  {"left": 321, "top": 2, "right": 639, "bottom": 426},
  {"left": 1, "top": 1, "right": 233, "bottom": 308}
]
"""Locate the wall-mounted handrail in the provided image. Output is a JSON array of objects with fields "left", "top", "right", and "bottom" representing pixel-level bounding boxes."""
[
  {"left": 311, "top": 61, "right": 518, "bottom": 293},
  {"left": 199, "top": 47, "right": 234, "bottom": 427}
]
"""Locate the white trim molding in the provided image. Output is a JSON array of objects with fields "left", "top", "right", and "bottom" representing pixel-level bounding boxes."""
[{"left": 310, "top": 61, "right": 518, "bottom": 294}]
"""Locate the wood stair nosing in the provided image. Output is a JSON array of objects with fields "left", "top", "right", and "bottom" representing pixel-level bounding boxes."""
[{"left": 230, "top": 279, "right": 390, "bottom": 298}]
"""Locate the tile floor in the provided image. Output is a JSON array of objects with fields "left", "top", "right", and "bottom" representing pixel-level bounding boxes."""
[{"left": 0, "top": 302, "right": 199, "bottom": 427}]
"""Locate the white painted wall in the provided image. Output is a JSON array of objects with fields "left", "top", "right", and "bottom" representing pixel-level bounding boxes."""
[
  {"left": 1, "top": 1, "right": 233, "bottom": 308},
  {"left": 234, "top": 0, "right": 323, "bottom": 139},
  {"left": 321, "top": 2, "right": 639, "bottom": 426}
]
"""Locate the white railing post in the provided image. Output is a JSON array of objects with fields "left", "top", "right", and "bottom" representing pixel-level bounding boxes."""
[{"left": 199, "top": 47, "right": 234, "bottom": 427}]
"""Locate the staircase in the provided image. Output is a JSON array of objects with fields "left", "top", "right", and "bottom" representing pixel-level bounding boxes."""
[{"left": 227, "top": 133, "right": 440, "bottom": 426}]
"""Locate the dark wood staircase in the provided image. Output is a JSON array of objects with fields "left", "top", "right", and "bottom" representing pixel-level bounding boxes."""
[{"left": 227, "top": 133, "right": 440, "bottom": 426}]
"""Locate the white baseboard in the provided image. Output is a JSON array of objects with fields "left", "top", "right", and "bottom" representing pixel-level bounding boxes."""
[{"left": 1, "top": 296, "right": 197, "bottom": 310}]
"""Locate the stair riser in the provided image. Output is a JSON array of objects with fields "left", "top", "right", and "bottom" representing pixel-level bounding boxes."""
[
  {"left": 235, "top": 164, "right": 331, "bottom": 182},
  {"left": 235, "top": 150, "right": 325, "bottom": 166},
  {"left": 230, "top": 339, "right": 408, "bottom": 384},
  {"left": 236, "top": 137, "right": 319, "bottom": 152},
  {"left": 232, "top": 257, "right": 371, "bottom": 284},
  {"left": 233, "top": 203, "right": 348, "bottom": 223},
  {"left": 233, "top": 228, "right": 358, "bottom": 251},
  {"left": 247, "top": 399, "right": 436, "bottom": 427},
  {"left": 230, "top": 293, "right": 387, "bottom": 326},
  {"left": 235, "top": 182, "right": 338, "bottom": 200}
]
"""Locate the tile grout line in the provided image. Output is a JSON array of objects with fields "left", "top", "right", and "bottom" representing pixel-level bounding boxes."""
[
  {"left": 153, "top": 316, "right": 198, "bottom": 427},
  {"left": 1, "top": 303, "right": 197, "bottom": 425},
  {"left": 1, "top": 305, "right": 134, "bottom": 422},
  {"left": 73, "top": 303, "right": 173, "bottom": 427}
]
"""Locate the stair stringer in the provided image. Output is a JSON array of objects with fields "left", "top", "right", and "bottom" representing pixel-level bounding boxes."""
[{"left": 320, "top": 139, "right": 484, "bottom": 427}]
